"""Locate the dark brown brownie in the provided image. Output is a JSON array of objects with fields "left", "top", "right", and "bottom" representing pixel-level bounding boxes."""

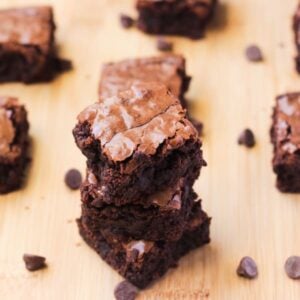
[
  {"left": 294, "top": 4, "right": 300, "bottom": 73},
  {"left": 136, "top": 0, "right": 217, "bottom": 39},
  {"left": 271, "top": 93, "right": 300, "bottom": 193},
  {"left": 98, "top": 55, "right": 191, "bottom": 107},
  {"left": 0, "top": 6, "right": 70, "bottom": 83},
  {"left": 73, "top": 82, "right": 205, "bottom": 206},
  {"left": 81, "top": 171, "right": 197, "bottom": 241},
  {"left": 0, "top": 97, "right": 29, "bottom": 194},
  {"left": 78, "top": 201, "right": 211, "bottom": 289}
]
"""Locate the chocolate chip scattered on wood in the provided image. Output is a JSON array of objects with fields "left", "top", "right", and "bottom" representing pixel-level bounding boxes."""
[
  {"left": 23, "top": 254, "right": 47, "bottom": 271},
  {"left": 114, "top": 280, "right": 139, "bottom": 300},
  {"left": 65, "top": 169, "right": 82, "bottom": 190},
  {"left": 120, "top": 14, "right": 135, "bottom": 29},
  {"left": 245, "top": 45, "right": 263, "bottom": 62},
  {"left": 237, "top": 256, "right": 258, "bottom": 279},
  {"left": 238, "top": 129, "right": 256, "bottom": 148},
  {"left": 285, "top": 256, "right": 300, "bottom": 279},
  {"left": 157, "top": 37, "right": 173, "bottom": 52}
]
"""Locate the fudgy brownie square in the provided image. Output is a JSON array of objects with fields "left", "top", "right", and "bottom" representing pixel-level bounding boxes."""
[
  {"left": 294, "top": 4, "right": 300, "bottom": 73},
  {"left": 0, "top": 6, "right": 69, "bottom": 83},
  {"left": 136, "top": 0, "right": 217, "bottom": 39},
  {"left": 81, "top": 171, "right": 197, "bottom": 241},
  {"left": 78, "top": 201, "right": 211, "bottom": 289},
  {"left": 99, "top": 55, "right": 191, "bottom": 107},
  {"left": 73, "top": 81, "right": 205, "bottom": 206},
  {"left": 0, "top": 97, "right": 29, "bottom": 193},
  {"left": 271, "top": 93, "right": 300, "bottom": 193}
]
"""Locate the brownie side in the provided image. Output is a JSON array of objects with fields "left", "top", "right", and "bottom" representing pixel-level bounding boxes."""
[
  {"left": 0, "top": 7, "right": 69, "bottom": 83},
  {"left": 80, "top": 175, "right": 197, "bottom": 241},
  {"left": 136, "top": 0, "right": 217, "bottom": 39},
  {"left": 294, "top": 4, "right": 300, "bottom": 73},
  {"left": 0, "top": 97, "right": 29, "bottom": 193},
  {"left": 271, "top": 93, "right": 300, "bottom": 193},
  {"left": 73, "top": 82, "right": 205, "bottom": 205},
  {"left": 77, "top": 201, "right": 211, "bottom": 289},
  {"left": 98, "top": 55, "right": 191, "bottom": 107}
]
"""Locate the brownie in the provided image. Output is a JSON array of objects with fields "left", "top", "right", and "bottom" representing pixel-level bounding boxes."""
[
  {"left": 271, "top": 93, "right": 300, "bottom": 193},
  {"left": 81, "top": 171, "right": 197, "bottom": 241},
  {"left": 98, "top": 55, "right": 191, "bottom": 107},
  {"left": 0, "top": 6, "right": 69, "bottom": 83},
  {"left": 294, "top": 4, "right": 300, "bottom": 73},
  {"left": 78, "top": 201, "right": 211, "bottom": 289},
  {"left": 136, "top": 0, "right": 217, "bottom": 39},
  {"left": 0, "top": 97, "right": 29, "bottom": 193},
  {"left": 73, "top": 81, "right": 205, "bottom": 206}
]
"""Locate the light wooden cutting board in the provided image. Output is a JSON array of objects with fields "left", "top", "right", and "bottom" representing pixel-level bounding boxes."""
[{"left": 0, "top": 0, "right": 300, "bottom": 299}]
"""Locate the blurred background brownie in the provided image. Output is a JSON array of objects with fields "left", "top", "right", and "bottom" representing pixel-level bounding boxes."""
[
  {"left": 136, "top": 0, "right": 217, "bottom": 39},
  {"left": 81, "top": 172, "right": 198, "bottom": 241},
  {"left": 271, "top": 93, "right": 300, "bottom": 193},
  {"left": 0, "top": 6, "right": 70, "bottom": 83},
  {"left": 294, "top": 4, "right": 300, "bottom": 73},
  {"left": 0, "top": 97, "right": 29, "bottom": 194},
  {"left": 73, "top": 82, "right": 205, "bottom": 206},
  {"left": 98, "top": 55, "right": 191, "bottom": 107},
  {"left": 78, "top": 201, "right": 211, "bottom": 289}
]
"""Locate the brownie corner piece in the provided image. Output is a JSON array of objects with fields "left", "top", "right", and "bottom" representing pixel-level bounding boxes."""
[
  {"left": 0, "top": 96, "right": 29, "bottom": 193},
  {"left": 74, "top": 81, "right": 204, "bottom": 206},
  {"left": 136, "top": 0, "right": 217, "bottom": 39},
  {"left": 0, "top": 6, "right": 70, "bottom": 83},
  {"left": 271, "top": 93, "right": 300, "bottom": 193}
]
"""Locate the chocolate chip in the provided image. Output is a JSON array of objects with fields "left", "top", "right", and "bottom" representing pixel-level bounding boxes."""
[
  {"left": 120, "top": 14, "right": 134, "bottom": 29},
  {"left": 237, "top": 256, "right": 258, "bottom": 279},
  {"left": 23, "top": 254, "right": 47, "bottom": 271},
  {"left": 65, "top": 169, "right": 82, "bottom": 190},
  {"left": 245, "top": 45, "right": 263, "bottom": 62},
  {"left": 238, "top": 129, "right": 256, "bottom": 148},
  {"left": 114, "top": 281, "right": 139, "bottom": 300},
  {"left": 157, "top": 37, "right": 173, "bottom": 52},
  {"left": 285, "top": 256, "right": 300, "bottom": 279}
]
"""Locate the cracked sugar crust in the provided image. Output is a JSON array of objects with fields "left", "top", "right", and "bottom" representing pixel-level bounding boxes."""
[{"left": 77, "top": 81, "right": 197, "bottom": 162}]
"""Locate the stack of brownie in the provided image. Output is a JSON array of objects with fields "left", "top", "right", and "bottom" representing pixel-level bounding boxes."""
[{"left": 73, "top": 55, "right": 210, "bottom": 288}]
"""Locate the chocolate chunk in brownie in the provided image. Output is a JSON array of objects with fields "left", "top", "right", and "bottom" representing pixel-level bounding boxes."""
[
  {"left": 81, "top": 171, "right": 198, "bottom": 241},
  {"left": 98, "top": 55, "right": 191, "bottom": 107},
  {"left": 0, "top": 97, "right": 29, "bottom": 194},
  {"left": 78, "top": 201, "right": 210, "bottom": 289},
  {"left": 0, "top": 6, "right": 71, "bottom": 83},
  {"left": 136, "top": 0, "right": 217, "bottom": 39},
  {"left": 73, "top": 82, "right": 205, "bottom": 206},
  {"left": 271, "top": 93, "right": 300, "bottom": 193}
]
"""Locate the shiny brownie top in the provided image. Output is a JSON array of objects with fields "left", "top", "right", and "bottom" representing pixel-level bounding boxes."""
[
  {"left": 77, "top": 81, "right": 197, "bottom": 162},
  {"left": 0, "top": 6, "right": 54, "bottom": 52},
  {"left": 274, "top": 93, "right": 300, "bottom": 155},
  {"left": 99, "top": 55, "right": 186, "bottom": 98}
]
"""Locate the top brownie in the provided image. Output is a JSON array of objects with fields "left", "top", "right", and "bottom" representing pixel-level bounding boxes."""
[
  {"left": 99, "top": 55, "right": 191, "bottom": 106},
  {"left": 73, "top": 81, "right": 204, "bottom": 205},
  {"left": 0, "top": 6, "right": 65, "bottom": 83},
  {"left": 0, "top": 97, "right": 29, "bottom": 193},
  {"left": 136, "top": 0, "right": 217, "bottom": 39},
  {"left": 271, "top": 93, "right": 300, "bottom": 193}
]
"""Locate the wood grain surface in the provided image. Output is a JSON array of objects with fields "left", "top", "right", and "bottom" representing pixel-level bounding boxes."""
[{"left": 0, "top": 0, "right": 300, "bottom": 299}]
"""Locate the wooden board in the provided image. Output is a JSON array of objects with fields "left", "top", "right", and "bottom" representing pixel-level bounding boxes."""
[{"left": 0, "top": 0, "right": 300, "bottom": 299}]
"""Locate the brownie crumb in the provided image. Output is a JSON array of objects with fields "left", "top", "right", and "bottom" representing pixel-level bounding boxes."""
[
  {"left": 23, "top": 254, "right": 47, "bottom": 271},
  {"left": 157, "top": 37, "right": 173, "bottom": 52},
  {"left": 65, "top": 169, "right": 82, "bottom": 190},
  {"left": 245, "top": 45, "right": 263, "bottom": 62},
  {"left": 285, "top": 256, "right": 300, "bottom": 279},
  {"left": 238, "top": 129, "right": 256, "bottom": 148},
  {"left": 114, "top": 280, "right": 139, "bottom": 300},
  {"left": 237, "top": 256, "right": 258, "bottom": 279},
  {"left": 120, "top": 14, "right": 135, "bottom": 29}
]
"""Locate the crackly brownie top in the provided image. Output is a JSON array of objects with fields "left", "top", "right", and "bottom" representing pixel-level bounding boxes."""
[
  {"left": 78, "top": 82, "right": 197, "bottom": 162},
  {"left": 137, "top": 0, "right": 214, "bottom": 16},
  {"left": 99, "top": 55, "right": 186, "bottom": 98},
  {"left": 274, "top": 93, "right": 300, "bottom": 155},
  {"left": 0, "top": 6, "right": 54, "bottom": 51}
]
